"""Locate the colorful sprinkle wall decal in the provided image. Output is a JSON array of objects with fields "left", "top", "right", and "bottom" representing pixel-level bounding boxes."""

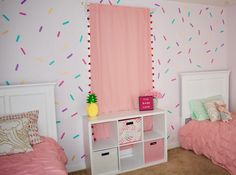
[
  {"left": 15, "top": 64, "right": 19, "bottom": 71},
  {"left": 70, "top": 94, "right": 75, "bottom": 101},
  {"left": 5, "top": 81, "right": 10, "bottom": 85},
  {"left": 60, "top": 132, "right": 65, "bottom": 140},
  {"left": 49, "top": 60, "right": 55, "bottom": 65},
  {"left": 20, "top": 47, "right": 26, "bottom": 55},
  {"left": 58, "top": 80, "right": 64, "bottom": 87},
  {"left": 63, "top": 20, "right": 70, "bottom": 25},
  {"left": 2, "top": 14, "right": 10, "bottom": 21},
  {"left": 71, "top": 112, "right": 78, "bottom": 117},
  {"left": 73, "top": 134, "right": 80, "bottom": 139},
  {"left": 21, "top": 0, "right": 27, "bottom": 4},
  {"left": 74, "top": 74, "right": 81, "bottom": 79},
  {"left": 39, "top": 26, "right": 43, "bottom": 32},
  {"left": 61, "top": 108, "right": 68, "bottom": 112},
  {"left": 16, "top": 35, "right": 20, "bottom": 42},
  {"left": 80, "top": 35, "right": 83, "bottom": 43},
  {"left": 19, "top": 12, "right": 27, "bottom": 16},
  {"left": 67, "top": 53, "right": 73, "bottom": 59}
]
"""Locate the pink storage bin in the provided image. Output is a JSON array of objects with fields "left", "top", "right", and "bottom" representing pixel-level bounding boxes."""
[
  {"left": 118, "top": 118, "right": 142, "bottom": 145},
  {"left": 144, "top": 139, "right": 164, "bottom": 163}
]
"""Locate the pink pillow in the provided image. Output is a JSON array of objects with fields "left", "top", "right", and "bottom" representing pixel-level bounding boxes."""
[{"left": 0, "top": 110, "right": 41, "bottom": 145}]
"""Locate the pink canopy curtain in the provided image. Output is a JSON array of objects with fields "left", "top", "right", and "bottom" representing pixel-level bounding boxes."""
[{"left": 89, "top": 4, "right": 153, "bottom": 114}]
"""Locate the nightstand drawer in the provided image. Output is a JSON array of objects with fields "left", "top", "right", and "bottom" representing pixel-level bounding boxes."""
[{"left": 92, "top": 148, "right": 118, "bottom": 174}]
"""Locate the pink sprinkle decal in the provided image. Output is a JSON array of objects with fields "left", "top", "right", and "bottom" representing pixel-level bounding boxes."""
[
  {"left": 221, "top": 9, "right": 224, "bottom": 15},
  {"left": 82, "top": 59, "right": 87, "bottom": 64},
  {"left": 210, "top": 25, "right": 213, "bottom": 31},
  {"left": 163, "top": 35, "right": 167, "bottom": 41},
  {"left": 199, "top": 9, "right": 202, "bottom": 15},
  {"left": 62, "top": 108, "right": 68, "bottom": 112},
  {"left": 81, "top": 154, "right": 86, "bottom": 159},
  {"left": 178, "top": 8, "right": 181, "bottom": 14},
  {"left": 177, "top": 51, "right": 182, "bottom": 55},
  {"left": 71, "top": 112, "right": 78, "bottom": 117},
  {"left": 60, "top": 132, "right": 65, "bottom": 140},
  {"left": 162, "top": 8, "right": 165, "bottom": 14},
  {"left": 188, "top": 48, "right": 191, "bottom": 54},
  {"left": 20, "top": 47, "right": 26, "bottom": 55},
  {"left": 108, "top": 0, "right": 112, "bottom": 5},
  {"left": 21, "top": 0, "right": 27, "bottom": 4},
  {"left": 206, "top": 50, "right": 211, "bottom": 53},
  {"left": 58, "top": 80, "right": 64, "bottom": 87},
  {"left": 189, "top": 58, "right": 192, "bottom": 64},
  {"left": 57, "top": 31, "right": 60, "bottom": 38},
  {"left": 19, "top": 12, "right": 27, "bottom": 16}
]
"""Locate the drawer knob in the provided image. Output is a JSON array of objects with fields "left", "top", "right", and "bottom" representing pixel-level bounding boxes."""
[
  {"left": 101, "top": 152, "right": 110, "bottom": 156},
  {"left": 126, "top": 121, "right": 134, "bottom": 125},
  {"left": 150, "top": 142, "right": 157, "bottom": 145}
]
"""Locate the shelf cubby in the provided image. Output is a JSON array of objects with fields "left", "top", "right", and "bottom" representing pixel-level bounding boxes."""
[
  {"left": 91, "top": 121, "right": 118, "bottom": 151},
  {"left": 143, "top": 114, "right": 165, "bottom": 141},
  {"left": 119, "top": 143, "right": 143, "bottom": 171}
]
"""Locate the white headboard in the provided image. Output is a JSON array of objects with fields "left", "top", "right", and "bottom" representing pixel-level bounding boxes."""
[
  {"left": 0, "top": 83, "right": 58, "bottom": 141},
  {"left": 180, "top": 70, "right": 230, "bottom": 126}
]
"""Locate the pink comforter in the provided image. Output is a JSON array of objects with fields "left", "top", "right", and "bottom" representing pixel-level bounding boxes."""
[
  {"left": 0, "top": 137, "right": 68, "bottom": 175},
  {"left": 179, "top": 113, "right": 236, "bottom": 175}
]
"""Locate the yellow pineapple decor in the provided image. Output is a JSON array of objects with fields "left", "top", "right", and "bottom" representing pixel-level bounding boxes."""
[{"left": 86, "top": 93, "right": 99, "bottom": 118}]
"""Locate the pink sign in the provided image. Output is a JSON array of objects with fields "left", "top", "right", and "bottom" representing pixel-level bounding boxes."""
[{"left": 139, "top": 96, "right": 153, "bottom": 111}]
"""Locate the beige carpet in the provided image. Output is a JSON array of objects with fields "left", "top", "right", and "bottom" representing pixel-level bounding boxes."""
[{"left": 69, "top": 148, "right": 229, "bottom": 175}]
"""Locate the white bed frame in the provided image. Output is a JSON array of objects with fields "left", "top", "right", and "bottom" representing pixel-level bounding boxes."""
[
  {"left": 180, "top": 70, "right": 230, "bottom": 126},
  {"left": 0, "top": 83, "right": 57, "bottom": 141}
]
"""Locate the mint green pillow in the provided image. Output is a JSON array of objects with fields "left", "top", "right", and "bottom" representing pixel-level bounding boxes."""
[{"left": 189, "top": 99, "right": 209, "bottom": 120}]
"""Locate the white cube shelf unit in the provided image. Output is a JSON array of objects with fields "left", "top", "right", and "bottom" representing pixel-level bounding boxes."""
[{"left": 83, "top": 109, "right": 167, "bottom": 175}]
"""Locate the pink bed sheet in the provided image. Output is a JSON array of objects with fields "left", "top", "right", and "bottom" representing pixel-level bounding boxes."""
[
  {"left": 179, "top": 113, "right": 236, "bottom": 175},
  {"left": 0, "top": 137, "right": 68, "bottom": 175}
]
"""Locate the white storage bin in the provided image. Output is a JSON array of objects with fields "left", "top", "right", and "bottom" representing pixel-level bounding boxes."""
[
  {"left": 118, "top": 117, "right": 142, "bottom": 145},
  {"left": 92, "top": 148, "right": 118, "bottom": 175}
]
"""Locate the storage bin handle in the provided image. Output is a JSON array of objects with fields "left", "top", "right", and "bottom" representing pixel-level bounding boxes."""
[
  {"left": 150, "top": 141, "right": 157, "bottom": 145},
  {"left": 101, "top": 152, "right": 110, "bottom": 156},
  {"left": 126, "top": 121, "right": 134, "bottom": 125}
]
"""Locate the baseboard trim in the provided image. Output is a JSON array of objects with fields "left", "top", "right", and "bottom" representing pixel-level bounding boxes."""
[
  {"left": 67, "top": 164, "right": 85, "bottom": 173},
  {"left": 168, "top": 142, "right": 180, "bottom": 150}
]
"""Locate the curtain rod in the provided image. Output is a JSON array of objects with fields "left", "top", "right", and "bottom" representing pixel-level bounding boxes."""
[{"left": 81, "top": 0, "right": 158, "bottom": 12}]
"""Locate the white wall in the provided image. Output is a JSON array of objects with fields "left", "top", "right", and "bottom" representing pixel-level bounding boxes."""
[
  {"left": 0, "top": 0, "right": 229, "bottom": 172},
  {"left": 226, "top": 5, "right": 236, "bottom": 112}
]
